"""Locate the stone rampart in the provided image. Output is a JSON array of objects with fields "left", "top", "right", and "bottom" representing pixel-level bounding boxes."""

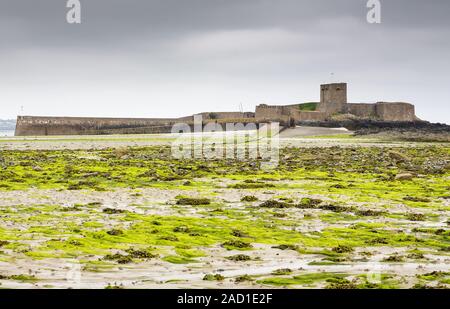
[
  {"left": 375, "top": 102, "right": 416, "bottom": 122},
  {"left": 15, "top": 116, "right": 181, "bottom": 136},
  {"left": 346, "top": 103, "right": 377, "bottom": 118}
]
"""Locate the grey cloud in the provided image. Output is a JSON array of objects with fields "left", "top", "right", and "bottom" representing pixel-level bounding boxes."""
[
  {"left": 0, "top": 0, "right": 448, "bottom": 123},
  {"left": 2, "top": 0, "right": 449, "bottom": 48}
]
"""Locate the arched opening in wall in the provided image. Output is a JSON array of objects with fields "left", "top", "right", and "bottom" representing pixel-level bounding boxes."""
[{"left": 289, "top": 118, "right": 295, "bottom": 128}]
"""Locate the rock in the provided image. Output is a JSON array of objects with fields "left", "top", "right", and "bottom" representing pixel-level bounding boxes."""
[
  {"left": 395, "top": 173, "right": 414, "bottom": 181},
  {"left": 388, "top": 151, "right": 408, "bottom": 162}
]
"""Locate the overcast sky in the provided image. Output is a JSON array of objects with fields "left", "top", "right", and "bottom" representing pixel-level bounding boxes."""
[{"left": 0, "top": 0, "right": 449, "bottom": 123}]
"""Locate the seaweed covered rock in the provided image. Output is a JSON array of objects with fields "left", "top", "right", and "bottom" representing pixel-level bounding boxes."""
[
  {"left": 259, "top": 200, "right": 293, "bottom": 209},
  {"left": 176, "top": 198, "right": 211, "bottom": 205}
]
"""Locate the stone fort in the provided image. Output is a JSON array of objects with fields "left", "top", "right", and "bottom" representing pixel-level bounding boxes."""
[{"left": 15, "top": 82, "right": 417, "bottom": 136}]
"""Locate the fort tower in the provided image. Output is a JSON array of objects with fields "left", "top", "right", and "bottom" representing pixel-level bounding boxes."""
[{"left": 319, "top": 83, "right": 347, "bottom": 115}]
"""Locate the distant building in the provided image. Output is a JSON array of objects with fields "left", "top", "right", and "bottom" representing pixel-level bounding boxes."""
[
  {"left": 15, "top": 83, "right": 418, "bottom": 136},
  {"left": 255, "top": 82, "right": 417, "bottom": 124}
]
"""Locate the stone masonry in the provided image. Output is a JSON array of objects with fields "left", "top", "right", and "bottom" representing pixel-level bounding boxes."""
[{"left": 15, "top": 83, "right": 418, "bottom": 136}]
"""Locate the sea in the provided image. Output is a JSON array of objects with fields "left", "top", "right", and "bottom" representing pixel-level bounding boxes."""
[{"left": 0, "top": 130, "right": 14, "bottom": 137}]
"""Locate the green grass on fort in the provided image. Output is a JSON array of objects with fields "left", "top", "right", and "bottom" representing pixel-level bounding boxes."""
[{"left": 298, "top": 102, "right": 319, "bottom": 111}]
